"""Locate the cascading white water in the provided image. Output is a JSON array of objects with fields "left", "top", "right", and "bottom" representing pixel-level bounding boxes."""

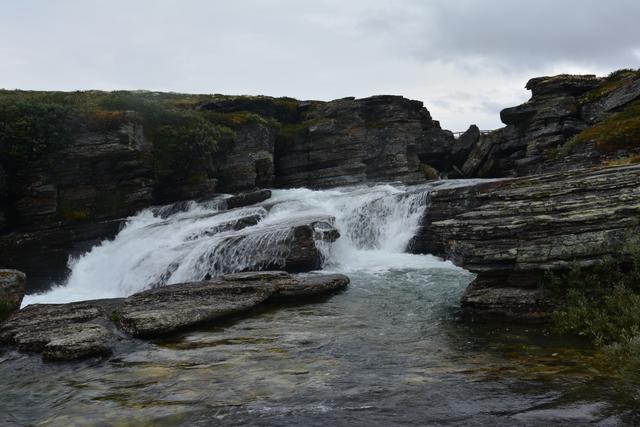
[{"left": 22, "top": 182, "right": 472, "bottom": 306}]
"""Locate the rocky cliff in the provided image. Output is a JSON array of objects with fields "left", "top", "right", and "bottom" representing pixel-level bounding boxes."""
[
  {"left": 463, "top": 70, "right": 640, "bottom": 178},
  {"left": 410, "top": 165, "right": 640, "bottom": 321},
  {"left": 0, "top": 90, "right": 454, "bottom": 288}
]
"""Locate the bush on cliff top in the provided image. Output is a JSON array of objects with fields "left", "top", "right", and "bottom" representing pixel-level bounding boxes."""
[
  {"left": 0, "top": 100, "right": 79, "bottom": 164},
  {"left": 0, "top": 90, "right": 277, "bottom": 165}
]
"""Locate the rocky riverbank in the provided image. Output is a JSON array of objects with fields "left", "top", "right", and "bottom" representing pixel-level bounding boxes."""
[{"left": 410, "top": 164, "right": 640, "bottom": 321}]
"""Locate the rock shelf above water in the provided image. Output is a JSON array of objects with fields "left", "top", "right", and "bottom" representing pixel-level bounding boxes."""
[
  {"left": 411, "top": 165, "right": 640, "bottom": 321},
  {"left": 0, "top": 272, "right": 349, "bottom": 361}
]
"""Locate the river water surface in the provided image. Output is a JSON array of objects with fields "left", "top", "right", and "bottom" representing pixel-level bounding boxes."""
[{"left": 3, "top": 183, "right": 639, "bottom": 425}]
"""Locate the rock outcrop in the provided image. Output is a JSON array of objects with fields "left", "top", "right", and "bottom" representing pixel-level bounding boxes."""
[
  {"left": 270, "top": 96, "right": 455, "bottom": 188},
  {"left": 0, "top": 299, "right": 122, "bottom": 360},
  {"left": 200, "top": 95, "right": 459, "bottom": 188},
  {"left": 0, "top": 270, "right": 26, "bottom": 320},
  {"left": 411, "top": 165, "right": 640, "bottom": 321},
  {"left": 463, "top": 71, "right": 640, "bottom": 178},
  {"left": 0, "top": 272, "right": 349, "bottom": 360},
  {"left": 200, "top": 215, "right": 340, "bottom": 275}
]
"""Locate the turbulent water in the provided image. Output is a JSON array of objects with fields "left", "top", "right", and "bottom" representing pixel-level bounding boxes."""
[
  {"left": 7, "top": 181, "right": 640, "bottom": 425},
  {"left": 23, "top": 182, "right": 461, "bottom": 305}
]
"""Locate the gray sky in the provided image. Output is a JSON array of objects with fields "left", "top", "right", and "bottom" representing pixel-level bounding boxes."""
[{"left": 1, "top": 0, "right": 639, "bottom": 130}]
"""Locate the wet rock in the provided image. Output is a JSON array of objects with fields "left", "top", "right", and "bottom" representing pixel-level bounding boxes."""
[
  {"left": 412, "top": 165, "right": 640, "bottom": 321},
  {"left": 460, "top": 277, "right": 554, "bottom": 323},
  {"left": 200, "top": 215, "right": 339, "bottom": 274},
  {"left": 1, "top": 272, "right": 350, "bottom": 358},
  {"left": 119, "top": 271, "right": 349, "bottom": 336},
  {"left": 223, "top": 189, "right": 272, "bottom": 209},
  {"left": 0, "top": 270, "right": 26, "bottom": 321},
  {"left": 118, "top": 281, "right": 275, "bottom": 337},
  {"left": 0, "top": 220, "right": 124, "bottom": 293},
  {"left": 0, "top": 299, "right": 122, "bottom": 360},
  {"left": 223, "top": 271, "right": 350, "bottom": 299}
]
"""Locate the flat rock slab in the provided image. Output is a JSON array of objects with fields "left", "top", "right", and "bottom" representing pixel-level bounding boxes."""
[
  {"left": 2, "top": 272, "right": 350, "bottom": 359},
  {"left": 119, "top": 272, "right": 349, "bottom": 336},
  {"left": 118, "top": 281, "right": 276, "bottom": 337},
  {"left": 0, "top": 299, "right": 122, "bottom": 360},
  {"left": 223, "top": 271, "right": 350, "bottom": 299}
]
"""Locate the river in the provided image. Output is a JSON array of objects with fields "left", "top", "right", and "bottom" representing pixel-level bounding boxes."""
[{"left": 3, "top": 183, "right": 638, "bottom": 425}]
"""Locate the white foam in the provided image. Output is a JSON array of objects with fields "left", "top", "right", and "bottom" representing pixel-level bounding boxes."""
[{"left": 22, "top": 181, "right": 481, "bottom": 306}]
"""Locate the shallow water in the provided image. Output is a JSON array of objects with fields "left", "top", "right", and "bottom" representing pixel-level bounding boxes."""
[
  {"left": 6, "top": 182, "right": 640, "bottom": 425},
  {"left": 3, "top": 268, "right": 639, "bottom": 426}
]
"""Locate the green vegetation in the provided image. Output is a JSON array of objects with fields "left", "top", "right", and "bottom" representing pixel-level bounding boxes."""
[
  {"left": 562, "top": 100, "right": 640, "bottom": 155},
  {"left": 560, "top": 68, "right": 640, "bottom": 157},
  {"left": 0, "top": 300, "right": 15, "bottom": 321},
  {"left": 0, "top": 99, "right": 79, "bottom": 163},
  {"left": 110, "top": 311, "right": 121, "bottom": 323},
  {"left": 275, "top": 118, "right": 332, "bottom": 151},
  {"left": 580, "top": 68, "right": 640, "bottom": 105},
  {"left": 549, "top": 235, "right": 640, "bottom": 376},
  {"left": 0, "top": 90, "right": 283, "bottom": 168}
]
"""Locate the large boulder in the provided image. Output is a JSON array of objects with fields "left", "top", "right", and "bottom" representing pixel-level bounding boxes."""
[
  {"left": 223, "top": 189, "right": 272, "bottom": 209},
  {"left": 198, "top": 215, "right": 340, "bottom": 275},
  {"left": 411, "top": 165, "right": 640, "bottom": 321},
  {"left": 0, "top": 270, "right": 26, "bottom": 321}
]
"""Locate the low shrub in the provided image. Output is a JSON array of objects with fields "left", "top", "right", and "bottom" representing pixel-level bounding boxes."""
[
  {"left": 549, "top": 236, "right": 640, "bottom": 375},
  {"left": 562, "top": 100, "right": 640, "bottom": 155}
]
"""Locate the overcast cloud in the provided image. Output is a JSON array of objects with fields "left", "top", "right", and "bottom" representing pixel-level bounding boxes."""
[{"left": 1, "top": 0, "right": 639, "bottom": 130}]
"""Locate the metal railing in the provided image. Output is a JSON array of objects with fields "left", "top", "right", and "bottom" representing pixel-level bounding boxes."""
[{"left": 452, "top": 130, "right": 494, "bottom": 139}]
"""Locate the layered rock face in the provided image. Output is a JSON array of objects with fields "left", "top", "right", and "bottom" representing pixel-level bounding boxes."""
[
  {"left": 273, "top": 96, "right": 454, "bottom": 188},
  {"left": 411, "top": 165, "right": 640, "bottom": 321},
  {"left": 201, "top": 95, "right": 457, "bottom": 188},
  {"left": 0, "top": 272, "right": 349, "bottom": 360},
  {"left": 0, "top": 269, "right": 26, "bottom": 320},
  {"left": 1, "top": 93, "right": 454, "bottom": 288},
  {"left": 463, "top": 72, "right": 640, "bottom": 178}
]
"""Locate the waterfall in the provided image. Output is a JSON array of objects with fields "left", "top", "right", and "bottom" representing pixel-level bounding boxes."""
[{"left": 22, "top": 182, "right": 463, "bottom": 306}]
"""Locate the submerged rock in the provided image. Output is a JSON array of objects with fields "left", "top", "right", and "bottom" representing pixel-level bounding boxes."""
[
  {"left": 0, "top": 270, "right": 26, "bottom": 321},
  {"left": 1, "top": 272, "right": 349, "bottom": 359}
]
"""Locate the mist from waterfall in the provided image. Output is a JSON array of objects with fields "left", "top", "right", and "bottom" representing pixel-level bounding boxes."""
[{"left": 22, "top": 183, "right": 468, "bottom": 306}]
